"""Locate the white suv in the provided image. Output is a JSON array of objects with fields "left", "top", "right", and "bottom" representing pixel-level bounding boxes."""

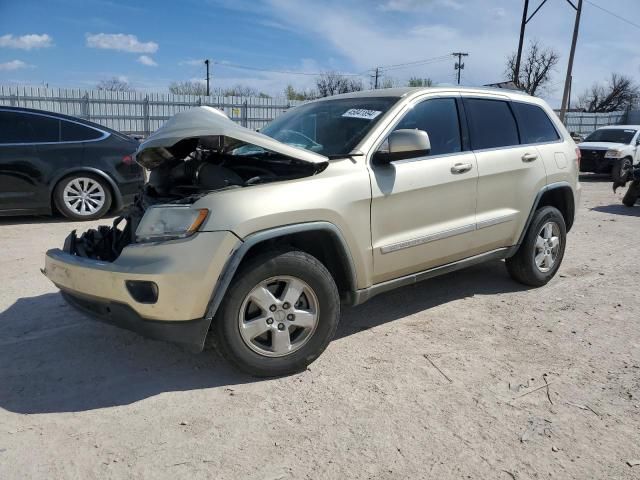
[{"left": 578, "top": 125, "right": 640, "bottom": 181}]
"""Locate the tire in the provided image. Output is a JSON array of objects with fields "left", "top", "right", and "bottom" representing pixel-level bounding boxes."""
[
  {"left": 612, "top": 157, "right": 632, "bottom": 184},
  {"left": 506, "top": 206, "right": 567, "bottom": 287},
  {"left": 211, "top": 249, "right": 340, "bottom": 377},
  {"left": 54, "top": 173, "right": 112, "bottom": 220},
  {"left": 622, "top": 181, "right": 640, "bottom": 207}
]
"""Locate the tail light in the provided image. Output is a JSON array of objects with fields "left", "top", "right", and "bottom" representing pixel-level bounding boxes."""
[
  {"left": 575, "top": 147, "right": 581, "bottom": 170},
  {"left": 122, "top": 154, "right": 134, "bottom": 165}
]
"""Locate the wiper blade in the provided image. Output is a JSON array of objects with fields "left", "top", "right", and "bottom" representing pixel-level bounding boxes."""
[{"left": 327, "top": 153, "right": 365, "bottom": 160}]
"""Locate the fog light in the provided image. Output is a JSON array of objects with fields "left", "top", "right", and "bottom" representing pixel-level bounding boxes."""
[{"left": 125, "top": 280, "right": 159, "bottom": 304}]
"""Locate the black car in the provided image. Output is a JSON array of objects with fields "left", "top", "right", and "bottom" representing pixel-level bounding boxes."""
[{"left": 0, "top": 106, "right": 144, "bottom": 220}]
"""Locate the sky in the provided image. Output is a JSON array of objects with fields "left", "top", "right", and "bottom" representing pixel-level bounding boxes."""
[{"left": 1, "top": 0, "right": 639, "bottom": 107}]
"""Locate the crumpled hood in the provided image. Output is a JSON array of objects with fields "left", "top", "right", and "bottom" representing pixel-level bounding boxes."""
[
  {"left": 136, "top": 106, "right": 328, "bottom": 168},
  {"left": 578, "top": 141, "right": 627, "bottom": 151}
]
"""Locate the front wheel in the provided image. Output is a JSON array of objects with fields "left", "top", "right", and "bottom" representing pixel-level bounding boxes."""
[
  {"left": 622, "top": 181, "right": 640, "bottom": 207},
  {"left": 612, "top": 157, "right": 632, "bottom": 184},
  {"left": 211, "top": 249, "right": 340, "bottom": 377},
  {"left": 506, "top": 206, "right": 567, "bottom": 287}
]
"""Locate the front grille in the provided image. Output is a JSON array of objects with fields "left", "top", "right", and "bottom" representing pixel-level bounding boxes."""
[{"left": 579, "top": 149, "right": 606, "bottom": 162}]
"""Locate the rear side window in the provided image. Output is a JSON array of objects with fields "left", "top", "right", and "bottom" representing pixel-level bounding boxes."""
[
  {"left": 0, "top": 111, "right": 60, "bottom": 143},
  {"left": 394, "top": 98, "right": 462, "bottom": 155},
  {"left": 463, "top": 98, "right": 519, "bottom": 150},
  {"left": 511, "top": 102, "right": 560, "bottom": 144},
  {"left": 61, "top": 120, "right": 103, "bottom": 141}
]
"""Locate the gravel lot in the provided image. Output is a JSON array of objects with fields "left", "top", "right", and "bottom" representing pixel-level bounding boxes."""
[{"left": 1, "top": 177, "right": 639, "bottom": 479}]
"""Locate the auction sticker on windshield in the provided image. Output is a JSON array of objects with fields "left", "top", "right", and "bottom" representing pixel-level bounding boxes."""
[{"left": 342, "top": 109, "right": 382, "bottom": 120}]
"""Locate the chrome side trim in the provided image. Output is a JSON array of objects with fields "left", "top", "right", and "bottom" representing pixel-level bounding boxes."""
[
  {"left": 476, "top": 212, "right": 517, "bottom": 230},
  {"left": 354, "top": 247, "right": 510, "bottom": 305},
  {"left": 380, "top": 212, "right": 517, "bottom": 254},
  {"left": 380, "top": 223, "right": 475, "bottom": 254}
]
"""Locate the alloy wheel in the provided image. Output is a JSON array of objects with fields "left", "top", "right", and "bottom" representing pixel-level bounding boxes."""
[
  {"left": 238, "top": 275, "right": 319, "bottom": 357},
  {"left": 534, "top": 221, "right": 561, "bottom": 273},
  {"left": 62, "top": 177, "right": 106, "bottom": 216}
]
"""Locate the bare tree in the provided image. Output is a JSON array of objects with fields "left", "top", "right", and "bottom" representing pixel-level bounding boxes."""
[
  {"left": 97, "top": 77, "right": 134, "bottom": 92},
  {"left": 577, "top": 73, "right": 640, "bottom": 112},
  {"left": 407, "top": 77, "right": 434, "bottom": 87},
  {"left": 220, "top": 84, "right": 270, "bottom": 98},
  {"left": 505, "top": 40, "right": 559, "bottom": 96},
  {"left": 315, "top": 71, "right": 363, "bottom": 98},
  {"left": 168, "top": 80, "right": 208, "bottom": 95}
]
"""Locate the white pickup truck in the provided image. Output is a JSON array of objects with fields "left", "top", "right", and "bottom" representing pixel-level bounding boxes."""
[{"left": 578, "top": 125, "right": 640, "bottom": 181}]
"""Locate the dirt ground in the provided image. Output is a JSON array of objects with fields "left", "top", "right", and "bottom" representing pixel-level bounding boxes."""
[{"left": 0, "top": 177, "right": 639, "bottom": 479}]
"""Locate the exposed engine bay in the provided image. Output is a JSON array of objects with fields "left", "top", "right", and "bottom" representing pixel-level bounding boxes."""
[{"left": 65, "top": 135, "right": 324, "bottom": 261}]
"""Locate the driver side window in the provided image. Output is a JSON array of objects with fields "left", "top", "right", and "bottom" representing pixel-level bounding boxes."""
[{"left": 394, "top": 98, "right": 462, "bottom": 156}]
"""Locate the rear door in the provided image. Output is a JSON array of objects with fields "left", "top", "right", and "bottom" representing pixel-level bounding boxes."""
[{"left": 462, "top": 96, "right": 548, "bottom": 251}]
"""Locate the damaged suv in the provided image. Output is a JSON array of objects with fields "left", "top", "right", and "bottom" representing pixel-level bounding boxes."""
[{"left": 44, "top": 87, "right": 580, "bottom": 376}]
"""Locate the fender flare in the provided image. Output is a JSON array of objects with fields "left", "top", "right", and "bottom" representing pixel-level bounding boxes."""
[
  {"left": 513, "top": 181, "right": 574, "bottom": 249},
  {"left": 203, "top": 221, "right": 358, "bottom": 322},
  {"left": 49, "top": 167, "right": 123, "bottom": 212}
]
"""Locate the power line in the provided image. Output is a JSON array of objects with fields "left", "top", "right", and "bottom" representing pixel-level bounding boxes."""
[
  {"left": 209, "top": 54, "right": 452, "bottom": 81},
  {"left": 584, "top": 0, "right": 640, "bottom": 31},
  {"left": 212, "top": 61, "right": 363, "bottom": 77},
  {"left": 375, "top": 55, "right": 451, "bottom": 71}
]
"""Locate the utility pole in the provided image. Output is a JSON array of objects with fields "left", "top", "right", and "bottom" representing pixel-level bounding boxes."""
[
  {"left": 514, "top": 0, "right": 549, "bottom": 84},
  {"left": 452, "top": 52, "right": 468, "bottom": 85},
  {"left": 204, "top": 59, "right": 211, "bottom": 96},
  {"left": 559, "top": 0, "right": 582, "bottom": 123},
  {"left": 515, "top": 0, "right": 530, "bottom": 82},
  {"left": 373, "top": 67, "right": 380, "bottom": 89}
]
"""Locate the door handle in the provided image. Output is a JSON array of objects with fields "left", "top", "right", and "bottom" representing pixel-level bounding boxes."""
[
  {"left": 451, "top": 162, "right": 473, "bottom": 174},
  {"left": 522, "top": 152, "right": 538, "bottom": 162}
]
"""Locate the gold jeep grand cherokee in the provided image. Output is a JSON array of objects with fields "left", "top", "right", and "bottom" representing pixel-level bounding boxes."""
[{"left": 44, "top": 87, "right": 581, "bottom": 376}]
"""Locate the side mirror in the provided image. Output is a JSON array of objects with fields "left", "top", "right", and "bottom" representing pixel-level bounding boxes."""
[
  {"left": 636, "top": 138, "right": 640, "bottom": 146},
  {"left": 373, "top": 129, "right": 431, "bottom": 164}
]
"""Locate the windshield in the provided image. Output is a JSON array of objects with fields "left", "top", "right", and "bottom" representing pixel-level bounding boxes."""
[
  {"left": 584, "top": 128, "right": 637, "bottom": 144},
  {"left": 235, "top": 97, "right": 399, "bottom": 157}
]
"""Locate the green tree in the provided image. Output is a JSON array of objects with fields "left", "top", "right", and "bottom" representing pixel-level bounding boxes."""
[{"left": 284, "top": 84, "right": 316, "bottom": 101}]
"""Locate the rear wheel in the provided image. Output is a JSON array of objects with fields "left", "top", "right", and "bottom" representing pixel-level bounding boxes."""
[
  {"left": 506, "top": 206, "right": 567, "bottom": 287},
  {"left": 54, "top": 173, "right": 112, "bottom": 220},
  {"left": 212, "top": 249, "right": 340, "bottom": 377}
]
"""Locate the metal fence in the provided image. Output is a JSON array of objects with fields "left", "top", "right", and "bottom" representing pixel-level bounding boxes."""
[
  {"left": 1, "top": 85, "right": 635, "bottom": 139},
  {"left": 0, "top": 85, "right": 303, "bottom": 136},
  {"left": 560, "top": 110, "right": 628, "bottom": 136}
]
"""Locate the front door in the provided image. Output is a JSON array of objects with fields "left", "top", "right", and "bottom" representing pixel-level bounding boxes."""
[{"left": 369, "top": 96, "right": 479, "bottom": 284}]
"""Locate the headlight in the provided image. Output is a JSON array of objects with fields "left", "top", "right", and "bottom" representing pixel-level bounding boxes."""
[
  {"left": 605, "top": 149, "right": 622, "bottom": 158},
  {"left": 136, "top": 205, "right": 209, "bottom": 242}
]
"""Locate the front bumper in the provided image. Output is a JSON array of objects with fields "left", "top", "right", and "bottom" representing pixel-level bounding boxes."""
[
  {"left": 43, "top": 230, "right": 240, "bottom": 350},
  {"left": 60, "top": 290, "right": 211, "bottom": 352}
]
